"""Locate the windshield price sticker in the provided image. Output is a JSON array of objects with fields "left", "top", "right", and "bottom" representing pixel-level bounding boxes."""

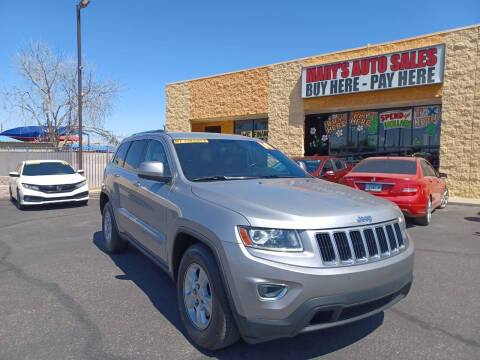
[
  {"left": 26, "top": 161, "right": 41, "bottom": 165},
  {"left": 173, "top": 139, "right": 209, "bottom": 144}
]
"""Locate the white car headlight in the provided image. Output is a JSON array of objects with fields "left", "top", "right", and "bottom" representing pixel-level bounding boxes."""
[
  {"left": 238, "top": 226, "right": 303, "bottom": 252},
  {"left": 75, "top": 180, "right": 87, "bottom": 189},
  {"left": 22, "top": 183, "right": 40, "bottom": 191}
]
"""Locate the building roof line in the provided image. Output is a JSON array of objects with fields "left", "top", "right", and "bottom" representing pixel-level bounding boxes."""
[{"left": 166, "top": 23, "right": 479, "bottom": 86}]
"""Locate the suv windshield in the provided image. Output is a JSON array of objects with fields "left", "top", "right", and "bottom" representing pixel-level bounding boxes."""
[
  {"left": 173, "top": 139, "right": 308, "bottom": 181},
  {"left": 352, "top": 159, "right": 417, "bottom": 175},
  {"left": 22, "top": 162, "right": 76, "bottom": 176}
]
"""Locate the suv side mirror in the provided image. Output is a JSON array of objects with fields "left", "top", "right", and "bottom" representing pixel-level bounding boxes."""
[
  {"left": 439, "top": 172, "right": 447, "bottom": 179},
  {"left": 77, "top": 169, "right": 85, "bottom": 175},
  {"left": 138, "top": 161, "right": 171, "bottom": 182},
  {"left": 9, "top": 171, "right": 19, "bottom": 177}
]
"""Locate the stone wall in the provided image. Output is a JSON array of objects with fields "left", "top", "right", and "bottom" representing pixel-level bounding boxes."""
[
  {"left": 166, "top": 82, "right": 190, "bottom": 132},
  {"left": 268, "top": 61, "right": 305, "bottom": 157},
  {"left": 440, "top": 26, "right": 480, "bottom": 198}
]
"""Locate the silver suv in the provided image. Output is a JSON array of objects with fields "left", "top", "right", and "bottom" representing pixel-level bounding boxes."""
[{"left": 100, "top": 131, "right": 414, "bottom": 350}]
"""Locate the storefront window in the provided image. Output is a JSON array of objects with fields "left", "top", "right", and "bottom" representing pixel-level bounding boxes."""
[
  {"left": 378, "top": 109, "right": 413, "bottom": 150},
  {"left": 348, "top": 111, "right": 378, "bottom": 152},
  {"left": 305, "top": 105, "right": 442, "bottom": 169},
  {"left": 235, "top": 119, "right": 268, "bottom": 141},
  {"left": 325, "top": 113, "right": 347, "bottom": 152}
]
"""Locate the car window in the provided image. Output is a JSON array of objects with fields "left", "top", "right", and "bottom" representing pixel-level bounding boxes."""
[
  {"left": 322, "top": 159, "right": 335, "bottom": 174},
  {"left": 334, "top": 159, "right": 345, "bottom": 170},
  {"left": 352, "top": 159, "right": 417, "bottom": 174},
  {"left": 113, "top": 142, "right": 130, "bottom": 167},
  {"left": 144, "top": 140, "right": 170, "bottom": 175},
  {"left": 124, "top": 140, "right": 148, "bottom": 172},
  {"left": 421, "top": 160, "right": 436, "bottom": 177},
  {"left": 297, "top": 159, "right": 322, "bottom": 173},
  {"left": 22, "top": 162, "right": 76, "bottom": 176}
]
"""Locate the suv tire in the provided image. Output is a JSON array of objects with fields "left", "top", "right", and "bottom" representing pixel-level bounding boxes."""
[
  {"left": 416, "top": 197, "right": 432, "bottom": 226},
  {"left": 177, "top": 243, "right": 239, "bottom": 350},
  {"left": 102, "top": 201, "right": 127, "bottom": 253}
]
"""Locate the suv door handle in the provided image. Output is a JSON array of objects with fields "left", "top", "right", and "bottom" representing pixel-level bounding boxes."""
[{"left": 134, "top": 181, "right": 141, "bottom": 187}]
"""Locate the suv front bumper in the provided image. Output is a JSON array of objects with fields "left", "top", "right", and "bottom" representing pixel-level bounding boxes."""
[{"left": 222, "top": 240, "right": 414, "bottom": 344}]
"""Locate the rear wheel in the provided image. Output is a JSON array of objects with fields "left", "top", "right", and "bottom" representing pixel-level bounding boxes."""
[
  {"left": 102, "top": 202, "right": 127, "bottom": 253},
  {"left": 417, "top": 197, "right": 432, "bottom": 226},
  {"left": 439, "top": 188, "right": 449, "bottom": 209},
  {"left": 177, "top": 244, "right": 239, "bottom": 350}
]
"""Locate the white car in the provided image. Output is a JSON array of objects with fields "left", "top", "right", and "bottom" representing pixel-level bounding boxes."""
[{"left": 9, "top": 160, "right": 89, "bottom": 209}]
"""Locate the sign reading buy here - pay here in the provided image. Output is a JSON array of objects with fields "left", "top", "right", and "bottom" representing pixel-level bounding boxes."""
[{"left": 301, "top": 44, "right": 445, "bottom": 98}]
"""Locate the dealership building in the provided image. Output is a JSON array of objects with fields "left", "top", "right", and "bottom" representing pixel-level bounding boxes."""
[{"left": 166, "top": 24, "right": 480, "bottom": 199}]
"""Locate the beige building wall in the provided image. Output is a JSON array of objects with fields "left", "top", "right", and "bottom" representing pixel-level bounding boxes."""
[
  {"left": 165, "top": 25, "right": 480, "bottom": 198},
  {"left": 440, "top": 25, "right": 480, "bottom": 198}
]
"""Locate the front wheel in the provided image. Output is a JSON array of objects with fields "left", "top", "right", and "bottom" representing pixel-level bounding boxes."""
[
  {"left": 16, "top": 190, "right": 24, "bottom": 210},
  {"left": 439, "top": 188, "right": 449, "bottom": 209},
  {"left": 102, "top": 202, "right": 127, "bottom": 253},
  {"left": 177, "top": 244, "right": 239, "bottom": 350},
  {"left": 417, "top": 197, "right": 432, "bottom": 226}
]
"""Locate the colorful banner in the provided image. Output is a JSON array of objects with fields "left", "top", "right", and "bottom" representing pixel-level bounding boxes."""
[
  {"left": 380, "top": 109, "right": 412, "bottom": 129},
  {"left": 350, "top": 111, "right": 377, "bottom": 127}
]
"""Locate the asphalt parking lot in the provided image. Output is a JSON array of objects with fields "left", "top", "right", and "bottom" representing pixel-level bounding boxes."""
[{"left": 0, "top": 199, "right": 479, "bottom": 360}]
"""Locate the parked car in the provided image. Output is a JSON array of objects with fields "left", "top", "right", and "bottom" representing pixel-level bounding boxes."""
[
  {"left": 341, "top": 156, "right": 448, "bottom": 225},
  {"left": 293, "top": 156, "right": 352, "bottom": 183},
  {"left": 9, "top": 160, "right": 89, "bottom": 209},
  {"left": 100, "top": 131, "right": 414, "bottom": 350}
]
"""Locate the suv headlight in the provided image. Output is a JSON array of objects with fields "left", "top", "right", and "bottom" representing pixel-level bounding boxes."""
[
  {"left": 238, "top": 226, "right": 303, "bottom": 252},
  {"left": 22, "top": 183, "right": 40, "bottom": 191},
  {"left": 75, "top": 180, "right": 87, "bottom": 189}
]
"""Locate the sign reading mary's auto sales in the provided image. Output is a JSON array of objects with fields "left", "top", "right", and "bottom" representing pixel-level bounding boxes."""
[{"left": 301, "top": 44, "right": 445, "bottom": 98}]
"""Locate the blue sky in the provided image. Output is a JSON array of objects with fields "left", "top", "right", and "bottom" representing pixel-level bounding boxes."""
[{"left": 0, "top": 0, "right": 478, "bottom": 140}]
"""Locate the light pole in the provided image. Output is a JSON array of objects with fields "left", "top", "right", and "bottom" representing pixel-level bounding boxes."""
[{"left": 76, "top": 0, "right": 90, "bottom": 170}]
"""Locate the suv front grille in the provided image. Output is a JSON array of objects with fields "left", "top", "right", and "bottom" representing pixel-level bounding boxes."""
[{"left": 315, "top": 220, "right": 406, "bottom": 266}]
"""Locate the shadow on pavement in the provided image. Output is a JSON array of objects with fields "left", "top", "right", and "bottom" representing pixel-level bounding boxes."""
[
  {"left": 9, "top": 198, "right": 88, "bottom": 211},
  {"left": 92, "top": 231, "right": 384, "bottom": 359}
]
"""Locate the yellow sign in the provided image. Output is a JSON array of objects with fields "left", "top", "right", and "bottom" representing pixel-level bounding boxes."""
[
  {"left": 173, "top": 139, "right": 209, "bottom": 144},
  {"left": 26, "top": 161, "right": 41, "bottom": 165}
]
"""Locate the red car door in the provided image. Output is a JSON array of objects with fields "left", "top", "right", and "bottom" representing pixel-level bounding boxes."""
[
  {"left": 420, "top": 160, "right": 441, "bottom": 206},
  {"left": 333, "top": 158, "right": 350, "bottom": 183}
]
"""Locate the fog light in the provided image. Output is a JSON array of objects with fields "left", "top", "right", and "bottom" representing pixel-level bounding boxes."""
[{"left": 257, "top": 283, "right": 287, "bottom": 300}]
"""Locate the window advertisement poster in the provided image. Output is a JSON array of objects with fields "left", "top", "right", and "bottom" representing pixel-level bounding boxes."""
[
  {"left": 325, "top": 113, "right": 348, "bottom": 150},
  {"left": 349, "top": 111, "right": 378, "bottom": 147},
  {"left": 379, "top": 109, "right": 412, "bottom": 129},
  {"left": 413, "top": 105, "right": 442, "bottom": 145}
]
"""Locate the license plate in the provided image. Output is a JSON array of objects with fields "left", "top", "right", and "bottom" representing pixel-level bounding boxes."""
[{"left": 365, "top": 183, "right": 382, "bottom": 192}]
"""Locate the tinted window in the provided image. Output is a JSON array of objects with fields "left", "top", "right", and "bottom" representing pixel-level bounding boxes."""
[
  {"left": 352, "top": 159, "right": 417, "bottom": 174},
  {"left": 297, "top": 160, "right": 322, "bottom": 173},
  {"left": 124, "top": 140, "right": 148, "bottom": 172},
  {"left": 144, "top": 140, "right": 170, "bottom": 174},
  {"left": 334, "top": 159, "right": 345, "bottom": 170},
  {"left": 173, "top": 139, "right": 307, "bottom": 181},
  {"left": 421, "top": 161, "right": 436, "bottom": 177},
  {"left": 22, "top": 162, "right": 76, "bottom": 176},
  {"left": 113, "top": 142, "right": 130, "bottom": 167}
]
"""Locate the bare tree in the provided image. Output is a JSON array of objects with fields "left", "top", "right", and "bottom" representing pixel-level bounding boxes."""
[{"left": 3, "top": 41, "right": 120, "bottom": 146}]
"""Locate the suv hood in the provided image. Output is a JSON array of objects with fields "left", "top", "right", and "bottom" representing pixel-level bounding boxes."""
[{"left": 191, "top": 178, "right": 400, "bottom": 229}]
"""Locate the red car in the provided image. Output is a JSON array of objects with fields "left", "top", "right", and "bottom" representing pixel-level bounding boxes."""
[
  {"left": 342, "top": 157, "right": 448, "bottom": 225},
  {"left": 294, "top": 156, "right": 352, "bottom": 183}
]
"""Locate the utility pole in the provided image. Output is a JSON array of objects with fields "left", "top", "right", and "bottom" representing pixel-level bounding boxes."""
[{"left": 76, "top": 0, "right": 90, "bottom": 169}]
